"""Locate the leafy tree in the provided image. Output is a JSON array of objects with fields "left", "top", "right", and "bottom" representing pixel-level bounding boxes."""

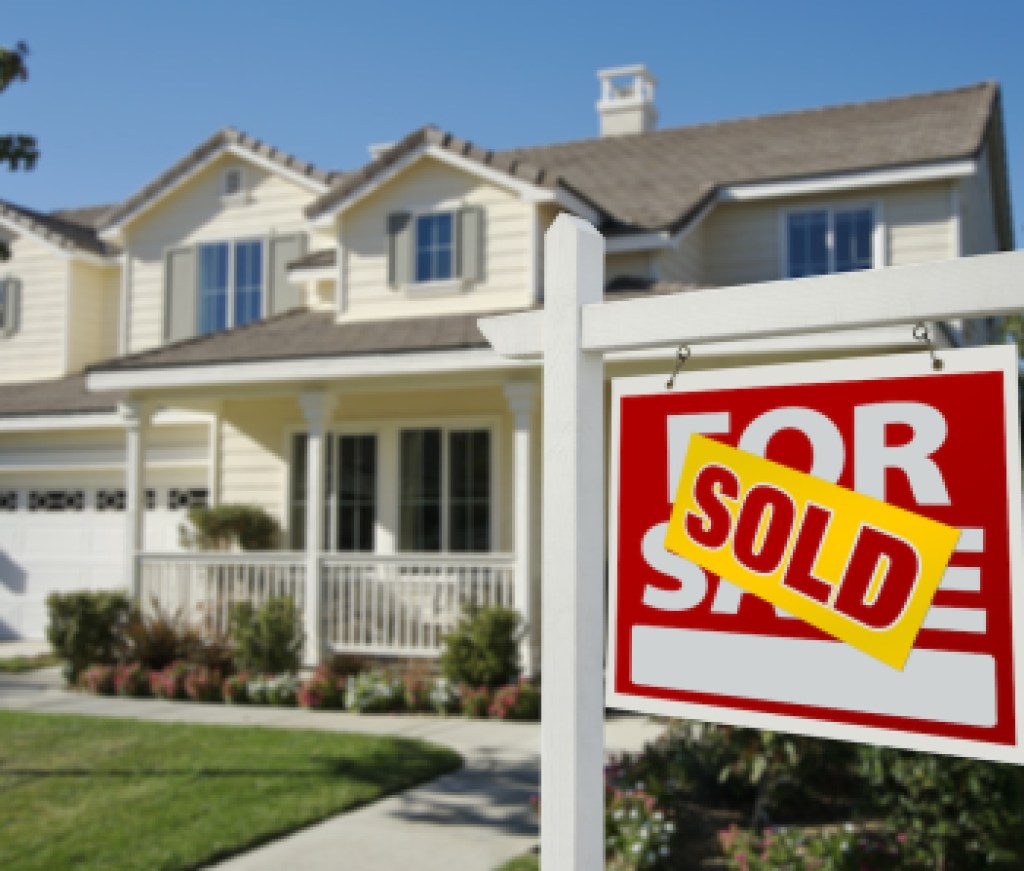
[{"left": 0, "top": 41, "right": 38, "bottom": 260}]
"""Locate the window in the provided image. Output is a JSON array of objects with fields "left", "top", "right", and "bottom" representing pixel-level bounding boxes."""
[
  {"left": 400, "top": 427, "right": 491, "bottom": 553},
  {"left": 290, "top": 432, "right": 377, "bottom": 552},
  {"left": 415, "top": 213, "right": 454, "bottom": 282},
  {"left": 197, "top": 240, "right": 263, "bottom": 335},
  {"left": 785, "top": 206, "right": 875, "bottom": 278},
  {"left": 223, "top": 167, "right": 244, "bottom": 198}
]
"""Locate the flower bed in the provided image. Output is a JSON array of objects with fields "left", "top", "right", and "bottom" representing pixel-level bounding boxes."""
[{"left": 74, "top": 658, "right": 541, "bottom": 721}]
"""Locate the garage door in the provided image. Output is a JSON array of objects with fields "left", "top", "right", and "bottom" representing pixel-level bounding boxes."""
[{"left": 0, "top": 479, "right": 207, "bottom": 640}]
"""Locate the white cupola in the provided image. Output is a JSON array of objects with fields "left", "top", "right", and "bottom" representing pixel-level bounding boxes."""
[{"left": 596, "top": 65, "right": 658, "bottom": 137}]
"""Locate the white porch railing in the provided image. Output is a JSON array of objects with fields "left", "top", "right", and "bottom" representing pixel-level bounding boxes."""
[
  {"left": 321, "top": 553, "right": 516, "bottom": 656},
  {"left": 138, "top": 553, "right": 306, "bottom": 638}
]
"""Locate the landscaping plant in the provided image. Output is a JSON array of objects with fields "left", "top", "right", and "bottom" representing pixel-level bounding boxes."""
[
  {"left": 439, "top": 605, "right": 521, "bottom": 689},
  {"left": 459, "top": 685, "right": 490, "bottom": 718},
  {"left": 345, "top": 670, "right": 402, "bottom": 713},
  {"left": 298, "top": 665, "right": 346, "bottom": 710},
  {"left": 179, "top": 503, "right": 280, "bottom": 551},
  {"left": 222, "top": 671, "right": 252, "bottom": 704},
  {"left": 489, "top": 678, "right": 540, "bottom": 720},
  {"left": 119, "top": 600, "right": 200, "bottom": 671},
  {"left": 229, "top": 596, "right": 303, "bottom": 674},
  {"left": 45, "top": 590, "right": 131, "bottom": 682},
  {"left": 113, "top": 662, "right": 151, "bottom": 698}
]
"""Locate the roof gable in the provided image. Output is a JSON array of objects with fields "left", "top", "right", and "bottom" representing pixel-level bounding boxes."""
[
  {"left": 100, "top": 128, "right": 345, "bottom": 239},
  {"left": 0, "top": 199, "right": 117, "bottom": 259}
]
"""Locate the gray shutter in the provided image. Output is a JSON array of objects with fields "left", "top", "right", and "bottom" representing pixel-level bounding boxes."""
[
  {"left": 458, "top": 207, "right": 484, "bottom": 283},
  {"left": 164, "top": 247, "right": 196, "bottom": 342},
  {"left": 269, "top": 233, "right": 307, "bottom": 315},
  {"left": 7, "top": 277, "right": 20, "bottom": 335},
  {"left": 387, "top": 212, "right": 412, "bottom": 289}
]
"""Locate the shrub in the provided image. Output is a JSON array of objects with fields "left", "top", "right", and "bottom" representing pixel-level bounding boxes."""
[
  {"left": 184, "top": 665, "right": 223, "bottom": 703},
  {"left": 718, "top": 823, "right": 898, "bottom": 870},
  {"left": 266, "top": 673, "right": 299, "bottom": 706},
  {"left": 247, "top": 675, "right": 271, "bottom": 705},
  {"left": 119, "top": 601, "right": 200, "bottom": 672},
  {"left": 606, "top": 781, "right": 674, "bottom": 871},
  {"left": 150, "top": 660, "right": 190, "bottom": 700},
  {"left": 46, "top": 590, "right": 132, "bottom": 683},
  {"left": 222, "top": 671, "right": 252, "bottom": 704},
  {"left": 345, "top": 670, "right": 402, "bottom": 713},
  {"left": 114, "top": 662, "right": 151, "bottom": 698},
  {"left": 229, "top": 597, "right": 304, "bottom": 674},
  {"left": 298, "top": 666, "right": 346, "bottom": 710},
  {"left": 489, "top": 678, "right": 540, "bottom": 720},
  {"left": 459, "top": 685, "right": 490, "bottom": 718},
  {"left": 856, "top": 746, "right": 1024, "bottom": 869},
  {"left": 180, "top": 504, "right": 280, "bottom": 551},
  {"left": 440, "top": 605, "right": 521, "bottom": 690},
  {"left": 81, "top": 663, "right": 117, "bottom": 695}
]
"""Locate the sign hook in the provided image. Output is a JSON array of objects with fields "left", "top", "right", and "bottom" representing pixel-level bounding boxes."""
[
  {"left": 913, "top": 322, "right": 944, "bottom": 371},
  {"left": 666, "top": 344, "right": 692, "bottom": 389}
]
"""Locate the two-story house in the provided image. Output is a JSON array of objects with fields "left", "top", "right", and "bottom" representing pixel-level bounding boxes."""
[{"left": 0, "top": 69, "right": 1012, "bottom": 669}]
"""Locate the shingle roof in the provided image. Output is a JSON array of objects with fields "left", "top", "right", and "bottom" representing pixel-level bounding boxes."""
[
  {"left": 100, "top": 127, "right": 346, "bottom": 233},
  {"left": 0, "top": 373, "right": 124, "bottom": 417},
  {"left": 88, "top": 308, "right": 495, "bottom": 372},
  {"left": 308, "top": 82, "right": 1001, "bottom": 236},
  {"left": 0, "top": 200, "right": 118, "bottom": 257}
]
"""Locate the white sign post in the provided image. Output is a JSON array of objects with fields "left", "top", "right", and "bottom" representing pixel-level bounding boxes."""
[{"left": 479, "top": 214, "right": 1024, "bottom": 871}]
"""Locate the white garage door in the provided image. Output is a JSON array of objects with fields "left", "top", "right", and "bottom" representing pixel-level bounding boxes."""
[{"left": 0, "top": 479, "right": 207, "bottom": 640}]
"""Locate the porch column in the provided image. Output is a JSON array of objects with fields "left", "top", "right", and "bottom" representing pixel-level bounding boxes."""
[
  {"left": 299, "top": 391, "right": 335, "bottom": 666},
  {"left": 119, "top": 401, "right": 150, "bottom": 600},
  {"left": 504, "top": 381, "right": 538, "bottom": 677}
]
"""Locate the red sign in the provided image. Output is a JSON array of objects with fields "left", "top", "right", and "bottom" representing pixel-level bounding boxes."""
[{"left": 607, "top": 347, "right": 1024, "bottom": 762}]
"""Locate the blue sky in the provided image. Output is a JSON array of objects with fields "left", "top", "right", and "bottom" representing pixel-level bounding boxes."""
[{"left": 4, "top": 1, "right": 1024, "bottom": 244}]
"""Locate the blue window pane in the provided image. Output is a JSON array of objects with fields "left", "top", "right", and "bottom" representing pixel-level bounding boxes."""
[
  {"left": 234, "top": 240, "right": 262, "bottom": 327},
  {"left": 414, "top": 213, "right": 455, "bottom": 282},
  {"left": 787, "top": 211, "right": 829, "bottom": 278},
  {"left": 436, "top": 213, "right": 452, "bottom": 246},
  {"left": 198, "top": 243, "right": 228, "bottom": 334},
  {"left": 835, "top": 208, "right": 873, "bottom": 272}
]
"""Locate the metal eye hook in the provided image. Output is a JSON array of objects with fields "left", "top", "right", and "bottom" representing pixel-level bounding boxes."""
[
  {"left": 913, "top": 322, "right": 944, "bottom": 371},
  {"left": 666, "top": 344, "right": 692, "bottom": 390}
]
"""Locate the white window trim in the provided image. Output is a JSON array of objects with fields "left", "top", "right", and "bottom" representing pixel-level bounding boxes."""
[
  {"left": 778, "top": 199, "right": 884, "bottom": 280},
  {"left": 283, "top": 415, "right": 501, "bottom": 556},
  {"left": 196, "top": 236, "right": 267, "bottom": 334}
]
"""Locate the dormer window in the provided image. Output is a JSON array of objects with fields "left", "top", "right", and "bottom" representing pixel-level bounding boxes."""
[
  {"left": 784, "top": 205, "right": 877, "bottom": 278},
  {"left": 415, "top": 213, "right": 454, "bottom": 283}
]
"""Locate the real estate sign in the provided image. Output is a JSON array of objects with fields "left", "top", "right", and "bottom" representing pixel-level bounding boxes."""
[{"left": 607, "top": 345, "right": 1024, "bottom": 763}]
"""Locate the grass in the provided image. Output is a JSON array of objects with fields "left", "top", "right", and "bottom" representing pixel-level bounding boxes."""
[
  {"left": 0, "top": 710, "right": 461, "bottom": 871},
  {"left": 0, "top": 654, "right": 60, "bottom": 673},
  {"left": 495, "top": 854, "right": 538, "bottom": 870}
]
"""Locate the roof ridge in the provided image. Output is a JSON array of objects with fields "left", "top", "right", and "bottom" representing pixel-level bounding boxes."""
[{"left": 501, "top": 81, "right": 998, "bottom": 154}]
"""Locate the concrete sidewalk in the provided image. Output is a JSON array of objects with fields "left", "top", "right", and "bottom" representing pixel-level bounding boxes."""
[{"left": 0, "top": 667, "right": 664, "bottom": 871}]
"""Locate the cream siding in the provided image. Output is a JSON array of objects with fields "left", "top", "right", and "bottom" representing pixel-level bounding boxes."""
[
  {"left": 0, "top": 234, "right": 69, "bottom": 383},
  {"left": 340, "top": 157, "right": 534, "bottom": 322},
  {"left": 66, "top": 262, "right": 120, "bottom": 373},
  {"left": 958, "top": 149, "right": 1000, "bottom": 258},
  {"left": 216, "top": 387, "right": 517, "bottom": 552},
  {"left": 125, "top": 153, "right": 319, "bottom": 354},
  {"left": 701, "top": 182, "right": 956, "bottom": 287},
  {"left": 657, "top": 222, "right": 705, "bottom": 285}
]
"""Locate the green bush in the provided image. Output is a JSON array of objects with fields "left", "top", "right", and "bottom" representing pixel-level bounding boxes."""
[
  {"left": 229, "top": 597, "right": 304, "bottom": 674},
  {"left": 45, "top": 590, "right": 132, "bottom": 683},
  {"left": 345, "top": 670, "right": 402, "bottom": 713},
  {"left": 439, "top": 605, "right": 521, "bottom": 690},
  {"left": 179, "top": 504, "right": 280, "bottom": 551}
]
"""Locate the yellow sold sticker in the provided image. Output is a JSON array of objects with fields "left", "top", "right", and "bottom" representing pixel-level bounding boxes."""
[{"left": 664, "top": 435, "right": 960, "bottom": 670}]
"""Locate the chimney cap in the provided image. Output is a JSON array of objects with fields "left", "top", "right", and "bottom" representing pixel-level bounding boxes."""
[{"left": 597, "top": 64, "right": 657, "bottom": 86}]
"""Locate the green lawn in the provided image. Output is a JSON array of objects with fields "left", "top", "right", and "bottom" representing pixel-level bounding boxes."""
[
  {"left": 0, "top": 654, "right": 59, "bottom": 673},
  {"left": 495, "top": 855, "right": 538, "bottom": 871},
  {"left": 0, "top": 710, "right": 462, "bottom": 871}
]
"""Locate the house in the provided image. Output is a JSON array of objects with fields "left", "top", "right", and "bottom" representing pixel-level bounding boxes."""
[{"left": 0, "top": 68, "right": 1012, "bottom": 671}]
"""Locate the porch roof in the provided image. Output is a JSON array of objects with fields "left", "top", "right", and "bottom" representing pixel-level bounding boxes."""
[{"left": 0, "top": 373, "right": 125, "bottom": 418}]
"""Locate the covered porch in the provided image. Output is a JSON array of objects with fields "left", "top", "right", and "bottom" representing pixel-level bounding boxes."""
[{"left": 118, "top": 375, "right": 541, "bottom": 671}]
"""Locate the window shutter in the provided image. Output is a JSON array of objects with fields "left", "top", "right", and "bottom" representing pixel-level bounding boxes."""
[
  {"left": 0, "top": 277, "right": 19, "bottom": 335},
  {"left": 386, "top": 212, "right": 412, "bottom": 289},
  {"left": 458, "top": 207, "right": 485, "bottom": 283},
  {"left": 164, "top": 247, "right": 197, "bottom": 342},
  {"left": 269, "top": 233, "right": 307, "bottom": 315}
]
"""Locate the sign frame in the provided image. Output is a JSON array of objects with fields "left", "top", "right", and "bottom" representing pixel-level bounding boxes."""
[{"left": 607, "top": 345, "right": 1024, "bottom": 764}]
